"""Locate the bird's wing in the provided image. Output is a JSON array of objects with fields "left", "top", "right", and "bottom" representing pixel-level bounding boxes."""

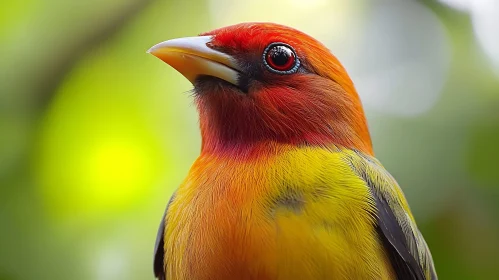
[
  {"left": 154, "top": 192, "right": 176, "bottom": 280},
  {"left": 345, "top": 151, "right": 437, "bottom": 280}
]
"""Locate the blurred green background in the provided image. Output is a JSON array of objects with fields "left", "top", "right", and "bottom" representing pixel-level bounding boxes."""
[{"left": 1, "top": 0, "right": 498, "bottom": 279}]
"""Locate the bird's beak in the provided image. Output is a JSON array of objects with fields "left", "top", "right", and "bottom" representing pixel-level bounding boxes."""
[{"left": 148, "top": 36, "right": 240, "bottom": 86}]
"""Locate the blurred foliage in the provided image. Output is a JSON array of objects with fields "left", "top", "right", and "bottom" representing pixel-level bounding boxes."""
[{"left": 0, "top": 0, "right": 498, "bottom": 279}]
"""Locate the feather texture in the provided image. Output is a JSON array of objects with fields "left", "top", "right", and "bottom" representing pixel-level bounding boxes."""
[
  {"left": 154, "top": 193, "right": 176, "bottom": 280},
  {"left": 156, "top": 145, "right": 436, "bottom": 279},
  {"left": 346, "top": 151, "right": 437, "bottom": 280}
]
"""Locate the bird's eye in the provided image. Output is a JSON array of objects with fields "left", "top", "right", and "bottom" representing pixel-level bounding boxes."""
[{"left": 263, "top": 43, "right": 300, "bottom": 74}]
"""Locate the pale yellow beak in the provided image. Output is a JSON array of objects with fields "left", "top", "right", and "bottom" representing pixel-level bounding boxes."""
[{"left": 148, "top": 36, "right": 241, "bottom": 86}]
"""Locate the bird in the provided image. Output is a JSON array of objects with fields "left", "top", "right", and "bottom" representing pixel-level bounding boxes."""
[{"left": 148, "top": 22, "right": 437, "bottom": 280}]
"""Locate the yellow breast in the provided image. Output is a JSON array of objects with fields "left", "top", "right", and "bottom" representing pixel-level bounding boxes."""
[{"left": 164, "top": 145, "right": 395, "bottom": 280}]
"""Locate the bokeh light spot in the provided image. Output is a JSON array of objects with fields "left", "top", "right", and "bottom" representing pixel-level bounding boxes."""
[
  {"left": 34, "top": 49, "right": 168, "bottom": 222},
  {"left": 89, "top": 141, "right": 147, "bottom": 191},
  {"left": 84, "top": 139, "right": 154, "bottom": 210},
  {"left": 439, "top": 0, "right": 499, "bottom": 77}
]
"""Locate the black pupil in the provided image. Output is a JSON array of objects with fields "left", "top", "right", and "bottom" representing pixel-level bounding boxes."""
[{"left": 269, "top": 46, "right": 292, "bottom": 66}]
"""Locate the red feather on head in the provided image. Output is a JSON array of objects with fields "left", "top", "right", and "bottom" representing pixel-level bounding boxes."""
[{"left": 195, "top": 23, "right": 373, "bottom": 157}]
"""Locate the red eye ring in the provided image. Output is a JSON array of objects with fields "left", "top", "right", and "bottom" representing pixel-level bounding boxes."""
[{"left": 263, "top": 43, "right": 300, "bottom": 74}]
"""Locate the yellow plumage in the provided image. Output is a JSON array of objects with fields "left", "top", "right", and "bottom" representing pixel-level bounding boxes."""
[{"left": 161, "top": 145, "right": 434, "bottom": 279}]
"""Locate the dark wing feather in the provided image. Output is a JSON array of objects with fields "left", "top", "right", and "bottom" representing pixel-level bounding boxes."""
[
  {"left": 154, "top": 193, "right": 176, "bottom": 280},
  {"left": 347, "top": 151, "right": 437, "bottom": 280},
  {"left": 373, "top": 188, "right": 425, "bottom": 280}
]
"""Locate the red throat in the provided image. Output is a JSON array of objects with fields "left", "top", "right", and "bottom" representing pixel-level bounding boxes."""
[{"left": 195, "top": 76, "right": 372, "bottom": 157}]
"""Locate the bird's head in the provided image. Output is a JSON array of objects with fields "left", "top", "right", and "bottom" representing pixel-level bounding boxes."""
[{"left": 149, "top": 23, "right": 372, "bottom": 156}]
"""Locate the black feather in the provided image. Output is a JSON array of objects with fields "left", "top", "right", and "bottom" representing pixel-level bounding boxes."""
[
  {"left": 350, "top": 151, "right": 433, "bottom": 280},
  {"left": 372, "top": 192, "right": 425, "bottom": 280},
  {"left": 154, "top": 193, "right": 176, "bottom": 280}
]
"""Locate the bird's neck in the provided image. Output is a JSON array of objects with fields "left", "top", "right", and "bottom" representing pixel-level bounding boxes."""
[
  {"left": 199, "top": 127, "right": 372, "bottom": 159},
  {"left": 196, "top": 79, "right": 373, "bottom": 157}
]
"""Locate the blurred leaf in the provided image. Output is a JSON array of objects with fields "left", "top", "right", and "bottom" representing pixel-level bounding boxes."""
[{"left": 466, "top": 117, "right": 499, "bottom": 188}]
